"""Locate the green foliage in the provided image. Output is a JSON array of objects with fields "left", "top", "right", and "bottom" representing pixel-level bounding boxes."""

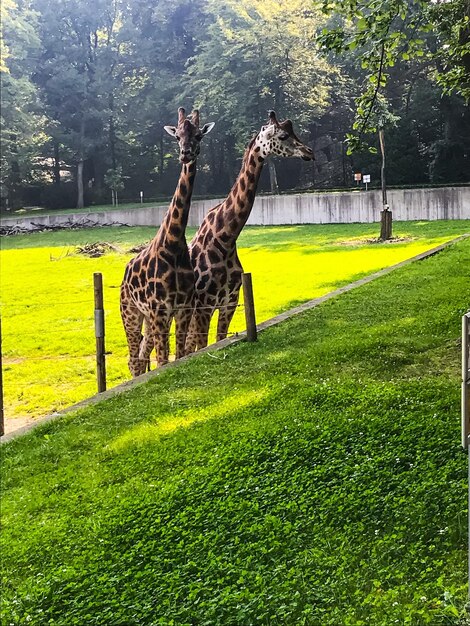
[
  {"left": 0, "top": 0, "right": 48, "bottom": 200},
  {"left": 188, "top": 0, "right": 334, "bottom": 139},
  {"left": 104, "top": 166, "right": 124, "bottom": 192},
  {"left": 318, "top": 0, "right": 470, "bottom": 154},
  {"left": 1, "top": 236, "right": 470, "bottom": 624},
  {"left": 1, "top": 0, "right": 469, "bottom": 204}
]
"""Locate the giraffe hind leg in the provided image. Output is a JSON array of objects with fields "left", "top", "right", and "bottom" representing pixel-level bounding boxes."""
[{"left": 120, "top": 301, "right": 148, "bottom": 377}]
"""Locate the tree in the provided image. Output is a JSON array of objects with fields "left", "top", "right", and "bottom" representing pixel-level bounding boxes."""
[
  {"left": 0, "top": 0, "right": 47, "bottom": 208},
  {"left": 186, "top": 0, "right": 338, "bottom": 192},
  {"left": 31, "top": 0, "right": 123, "bottom": 207},
  {"left": 318, "top": 0, "right": 470, "bottom": 154}
]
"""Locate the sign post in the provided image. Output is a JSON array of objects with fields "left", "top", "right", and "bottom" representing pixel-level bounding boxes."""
[
  {"left": 462, "top": 312, "right": 470, "bottom": 601},
  {"left": 354, "top": 173, "right": 361, "bottom": 186},
  {"left": 363, "top": 174, "right": 371, "bottom": 191},
  {"left": 140, "top": 191, "right": 144, "bottom": 204},
  {"left": 462, "top": 312, "right": 470, "bottom": 449}
]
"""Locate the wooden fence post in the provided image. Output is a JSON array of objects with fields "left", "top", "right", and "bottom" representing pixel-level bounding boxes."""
[
  {"left": 94, "top": 273, "right": 106, "bottom": 393},
  {"left": 242, "top": 272, "right": 257, "bottom": 342}
]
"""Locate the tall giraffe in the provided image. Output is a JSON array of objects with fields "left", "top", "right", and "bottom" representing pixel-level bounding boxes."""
[
  {"left": 120, "top": 107, "right": 215, "bottom": 376},
  {"left": 186, "top": 111, "right": 314, "bottom": 352}
]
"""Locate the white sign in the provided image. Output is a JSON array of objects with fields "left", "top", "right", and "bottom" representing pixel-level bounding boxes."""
[{"left": 363, "top": 174, "right": 371, "bottom": 183}]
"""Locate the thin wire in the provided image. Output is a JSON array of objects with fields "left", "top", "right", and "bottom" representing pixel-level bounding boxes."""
[
  {"left": 1, "top": 302, "right": 245, "bottom": 312},
  {"left": 0, "top": 299, "right": 96, "bottom": 310}
]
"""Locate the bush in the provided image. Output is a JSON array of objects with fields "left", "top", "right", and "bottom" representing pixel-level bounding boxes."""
[{"left": 41, "top": 183, "right": 92, "bottom": 210}]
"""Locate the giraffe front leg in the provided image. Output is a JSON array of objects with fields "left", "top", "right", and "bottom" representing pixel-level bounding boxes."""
[
  {"left": 174, "top": 307, "right": 194, "bottom": 360},
  {"left": 147, "top": 313, "right": 171, "bottom": 367},
  {"left": 185, "top": 308, "right": 213, "bottom": 353},
  {"left": 138, "top": 320, "right": 153, "bottom": 372},
  {"left": 216, "top": 297, "right": 239, "bottom": 342}
]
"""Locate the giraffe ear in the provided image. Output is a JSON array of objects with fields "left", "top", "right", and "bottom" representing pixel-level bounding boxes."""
[
  {"left": 201, "top": 122, "right": 215, "bottom": 135},
  {"left": 163, "top": 125, "right": 178, "bottom": 137},
  {"left": 263, "top": 124, "right": 277, "bottom": 140}
]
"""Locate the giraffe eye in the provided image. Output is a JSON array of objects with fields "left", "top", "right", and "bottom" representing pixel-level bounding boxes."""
[{"left": 279, "top": 132, "right": 289, "bottom": 140}]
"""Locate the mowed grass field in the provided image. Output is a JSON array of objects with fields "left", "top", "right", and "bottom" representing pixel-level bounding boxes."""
[
  {"left": 1, "top": 220, "right": 469, "bottom": 421},
  {"left": 1, "top": 235, "right": 470, "bottom": 625}
]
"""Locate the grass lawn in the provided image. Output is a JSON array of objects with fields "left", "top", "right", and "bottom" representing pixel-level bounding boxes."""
[
  {"left": 1, "top": 236, "right": 470, "bottom": 625},
  {"left": 1, "top": 220, "right": 469, "bottom": 421}
]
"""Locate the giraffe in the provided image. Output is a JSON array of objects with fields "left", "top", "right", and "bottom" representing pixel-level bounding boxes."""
[
  {"left": 120, "top": 107, "right": 215, "bottom": 376},
  {"left": 185, "top": 110, "right": 314, "bottom": 352}
]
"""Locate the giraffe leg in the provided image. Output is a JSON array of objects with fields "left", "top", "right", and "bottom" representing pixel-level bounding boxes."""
[
  {"left": 154, "top": 317, "right": 171, "bottom": 366},
  {"left": 120, "top": 296, "right": 147, "bottom": 377},
  {"left": 174, "top": 307, "right": 194, "bottom": 360},
  {"left": 186, "top": 308, "right": 213, "bottom": 352},
  {"left": 216, "top": 299, "right": 239, "bottom": 342},
  {"left": 143, "top": 309, "right": 172, "bottom": 367},
  {"left": 138, "top": 318, "right": 154, "bottom": 371}
]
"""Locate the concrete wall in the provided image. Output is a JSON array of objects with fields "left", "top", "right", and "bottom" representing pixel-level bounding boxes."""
[{"left": 2, "top": 186, "right": 469, "bottom": 231}]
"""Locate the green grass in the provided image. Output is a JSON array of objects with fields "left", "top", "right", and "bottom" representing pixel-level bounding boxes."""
[
  {"left": 1, "top": 236, "right": 470, "bottom": 625},
  {"left": 1, "top": 220, "right": 469, "bottom": 420}
]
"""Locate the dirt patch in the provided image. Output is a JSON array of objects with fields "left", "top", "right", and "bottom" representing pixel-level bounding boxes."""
[
  {"left": 128, "top": 242, "right": 151, "bottom": 254},
  {"left": 3, "top": 415, "right": 37, "bottom": 436},
  {"left": 339, "top": 236, "right": 415, "bottom": 246},
  {"left": 75, "top": 242, "right": 123, "bottom": 257}
]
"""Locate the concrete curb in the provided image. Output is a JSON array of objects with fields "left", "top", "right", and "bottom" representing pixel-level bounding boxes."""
[{"left": 2, "top": 233, "right": 468, "bottom": 444}]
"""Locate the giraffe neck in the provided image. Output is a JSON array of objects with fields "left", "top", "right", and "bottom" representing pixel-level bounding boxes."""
[
  {"left": 152, "top": 160, "right": 197, "bottom": 250},
  {"left": 214, "top": 139, "right": 265, "bottom": 242}
]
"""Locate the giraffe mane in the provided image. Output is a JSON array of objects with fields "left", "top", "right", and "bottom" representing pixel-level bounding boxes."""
[{"left": 241, "top": 135, "right": 257, "bottom": 168}]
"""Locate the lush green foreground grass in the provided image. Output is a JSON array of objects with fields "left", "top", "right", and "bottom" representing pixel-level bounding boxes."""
[
  {"left": 1, "top": 236, "right": 470, "bottom": 625},
  {"left": 1, "top": 220, "right": 469, "bottom": 420}
]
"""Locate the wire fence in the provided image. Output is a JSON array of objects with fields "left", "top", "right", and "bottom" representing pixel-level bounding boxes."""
[{"left": 0, "top": 272, "right": 257, "bottom": 426}]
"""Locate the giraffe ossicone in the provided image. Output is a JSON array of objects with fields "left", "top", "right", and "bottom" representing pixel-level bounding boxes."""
[
  {"left": 186, "top": 111, "right": 314, "bottom": 353},
  {"left": 120, "top": 107, "right": 215, "bottom": 377}
]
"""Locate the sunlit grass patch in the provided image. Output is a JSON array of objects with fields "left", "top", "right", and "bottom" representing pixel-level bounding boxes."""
[
  {"left": 1, "top": 220, "right": 468, "bottom": 420},
  {"left": 108, "top": 388, "right": 267, "bottom": 452}
]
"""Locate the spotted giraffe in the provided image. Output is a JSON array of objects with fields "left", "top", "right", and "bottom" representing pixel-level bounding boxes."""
[
  {"left": 120, "top": 107, "right": 215, "bottom": 376},
  {"left": 185, "top": 111, "right": 314, "bottom": 352}
]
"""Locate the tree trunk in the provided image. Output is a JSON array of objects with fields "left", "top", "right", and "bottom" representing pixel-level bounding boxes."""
[
  {"left": 268, "top": 160, "right": 279, "bottom": 194},
  {"left": 341, "top": 138, "right": 347, "bottom": 187},
  {"left": 108, "top": 92, "right": 117, "bottom": 168},
  {"left": 159, "top": 132, "right": 164, "bottom": 175},
  {"left": 77, "top": 117, "right": 85, "bottom": 209},
  {"left": 77, "top": 160, "right": 84, "bottom": 209},
  {"left": 53, "top": 143, "right": 61, "bottom": 185},
  {"left": 378, "top": 127, "right": 392, "bottom": 240}
]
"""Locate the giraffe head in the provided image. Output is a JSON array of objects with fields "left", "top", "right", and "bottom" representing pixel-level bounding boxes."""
[
  {"left": 255, "top": 111, "right": 314, "bottom": 161},
  {"left": 164, "top": 107, "right": 215, "bottom": 164}
]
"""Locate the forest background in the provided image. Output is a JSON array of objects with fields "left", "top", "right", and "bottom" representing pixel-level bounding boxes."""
[{"left": 1, "top": 0, "right": 469, "bottom": 211}]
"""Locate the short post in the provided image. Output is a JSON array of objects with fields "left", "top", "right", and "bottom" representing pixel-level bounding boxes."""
[
  {"left": 94, "top": 273, "right": 106, "bottom": 393},
  {"left": 380, "top": 207, "right": 392, "bottom": 240},
  {"left": 140, "top": 191, "right": 144, "bottom": 204},
  {"left": 242, "top": 272, "right": 257, "bottom": 342}
]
